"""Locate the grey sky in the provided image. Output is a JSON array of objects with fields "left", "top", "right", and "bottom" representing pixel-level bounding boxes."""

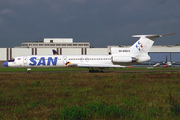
[{"left": 0, "top": 0, "right": 179, "bottom": 48}]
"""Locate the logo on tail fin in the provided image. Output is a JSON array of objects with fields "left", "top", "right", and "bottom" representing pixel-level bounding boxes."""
[
  {"left": 52, "top": 50, "right": 59, "bottom": 55},
  {"left": 136, "top": 41, "right": 143, "bottom": 51}
]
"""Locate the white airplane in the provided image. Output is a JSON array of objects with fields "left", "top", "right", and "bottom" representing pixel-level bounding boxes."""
[
  {"left": 153, "top": 56, "right": 176, "bottom": 68},
  {"left": 3, "top": 33, "right": 175, "bottom": 72}
]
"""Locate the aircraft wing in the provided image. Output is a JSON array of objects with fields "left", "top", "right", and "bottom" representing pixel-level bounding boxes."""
[
  {"left": 77, "top": 64, "right": 126, "bottom": 68},
  {"left": 66, "top": 62, "right": 129, "bottom": 68}
]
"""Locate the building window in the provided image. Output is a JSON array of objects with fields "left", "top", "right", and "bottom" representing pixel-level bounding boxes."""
[
  {"left": 67, "top": 44, "right": 72, "bottom": 46},
  {"left": 84, "top": 44, "right": 89, "bottom": 46},
  {"left": 33, "top": 44, "right": 38, "bottom": 46},
  {"left": 50, "top": 40, "right": 53, "bottom": 43},
  {"left": 73, "top": 44, "right": 77, "bottom": 46},
  {"left": 22, "top": 44, "right": 28, "bottom": 46},
  {"left": 39, "top": 44, "right": 44, "bottom": 46}
]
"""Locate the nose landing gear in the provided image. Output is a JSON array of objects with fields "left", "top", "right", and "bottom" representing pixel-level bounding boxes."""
[{"left": 27, "top": 68, "right": 31, "bottom": 73}]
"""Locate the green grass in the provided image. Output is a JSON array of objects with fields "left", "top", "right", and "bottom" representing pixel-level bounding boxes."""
[
  {"left": 0, "top": 67, "right": 180, "bottom": 72},
  {"left": 0, "top": 67, "right": 87, "bottom": 72},
  {"left": 1, "top": 72, "right": 180, "bottom": 119}
]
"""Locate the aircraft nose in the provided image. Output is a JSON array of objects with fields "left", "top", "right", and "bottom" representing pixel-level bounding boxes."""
[{"left": 3, "top": 61, "right": 8, "bottom": 67}]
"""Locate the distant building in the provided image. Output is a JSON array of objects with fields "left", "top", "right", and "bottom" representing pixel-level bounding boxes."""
[{"left": 17, "top": 38, "right": 90, "bottom": 48}]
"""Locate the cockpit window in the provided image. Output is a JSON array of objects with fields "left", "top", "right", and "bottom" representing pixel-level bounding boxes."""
[
  {"left": 8, "top": 58, "right": 15, "bottom": 62},
  {"left": 8, "top": 60, "right": 15, "bottom": 62}
]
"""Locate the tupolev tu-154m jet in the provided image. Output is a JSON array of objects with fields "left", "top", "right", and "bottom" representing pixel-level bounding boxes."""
[{"left": 3, "top": 33, "right": 175, "bottom": 72}]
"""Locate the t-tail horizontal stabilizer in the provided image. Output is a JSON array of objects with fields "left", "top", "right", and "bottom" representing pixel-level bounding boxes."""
[
  {"left": 132, "top": 33, "right": 175, "bottom": 41},
  {"left": 131, "top": 33, "right": 175, "bottom": 54}
]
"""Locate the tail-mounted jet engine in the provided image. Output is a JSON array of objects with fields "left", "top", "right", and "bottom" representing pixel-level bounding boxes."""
[{"left": 112, "top": 56, "right": 137, "bottom": 64}]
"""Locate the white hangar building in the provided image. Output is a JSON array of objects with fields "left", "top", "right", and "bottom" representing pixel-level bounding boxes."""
[
  {"left": 0, "top": 38, "right": 108, "bottom": 61},
  {"left": 0, "top": 38, "right": 180, "bottom": 63}
]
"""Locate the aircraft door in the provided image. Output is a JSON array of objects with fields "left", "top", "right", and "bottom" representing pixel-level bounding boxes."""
[
  {"left": 63, "top": 56, "right": 67, "bottom": 65},
  {"left": 24, "top": 57, "right": 27, "bottom": 65}
]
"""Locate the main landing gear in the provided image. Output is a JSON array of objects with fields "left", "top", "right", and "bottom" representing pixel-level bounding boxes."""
[{"left": 88, "top": 68, "right": 104, "bottom": 73}]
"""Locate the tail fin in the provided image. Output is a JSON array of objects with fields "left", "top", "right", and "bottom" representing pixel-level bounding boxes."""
[
  {"left": 130, "top": 33, "right": 175, "bottom": 54},
  {"left": 52, "top": 50, "right": 59, "bottom": 55}
]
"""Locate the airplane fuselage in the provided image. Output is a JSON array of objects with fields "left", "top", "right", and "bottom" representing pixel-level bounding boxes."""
[
  {"left": 4, "top": 54, "right": 147, "bottom": 68},
  {"left": 5, "top": 55, "right": 116, "bottom": 68}
]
